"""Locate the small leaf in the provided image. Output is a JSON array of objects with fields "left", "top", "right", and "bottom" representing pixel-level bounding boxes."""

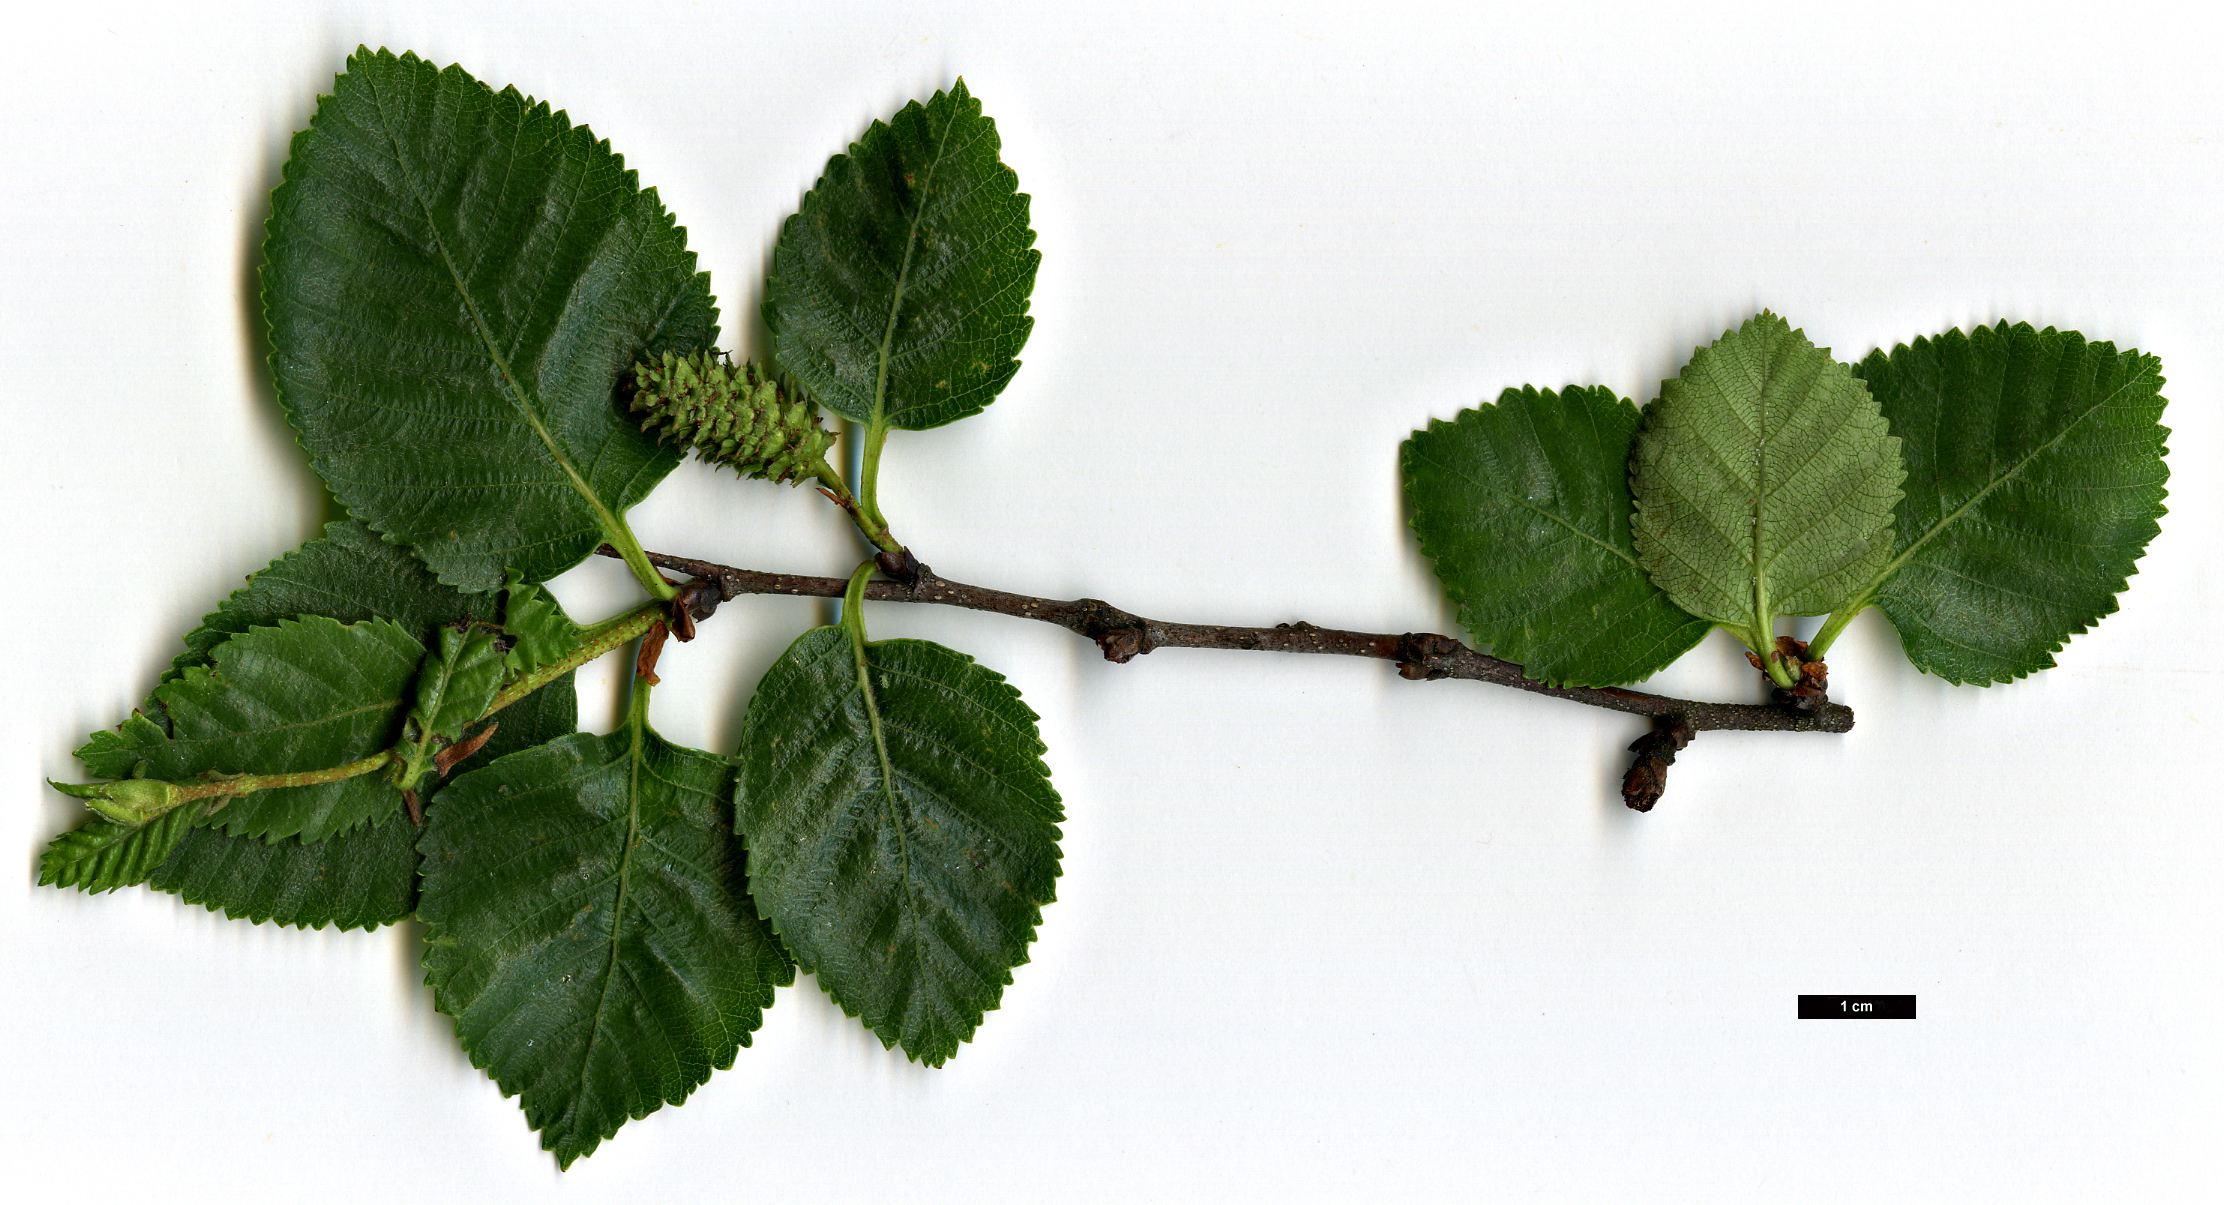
[
  {"left": 394, "top": 626, "right": 507, "bottom": 789},
  {"left": 79, "top": 617, "right": 425, "bottom": 843},
  {"left": 413, "top": 628, "right": 506, "bottom": 743},
  {"left": 419, "top": 726, "right": 792, "bottom": 1169},
  {"left": 263, "top": 48, "right": 716, "bottom": 590},
  {"left": 39, "top": 806, "right": 206, "bottom": 895},
  {"left": 501, "top": 574, "right": 587, "bottom": 680},
  {"left": 766, "top": 79, "right": 1039, "bottom": 431},
  {"left": 1630, "top": 312, "right": 1906, "bottom": 650},
  {"left": 735, "top": 628, "right": 1062, "bottom": 1066},
  {"left": 1848, "top": 323, "right": 2169, "bottom": 683},
  {"left": 1404, "top": 385, "right": 1711, "bottom": 686}
]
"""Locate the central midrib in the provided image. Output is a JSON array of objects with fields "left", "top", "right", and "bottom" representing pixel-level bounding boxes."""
[
  {"left": 1858, "top": 362, "right": 2156, "bottom": 601},
  {"left": 867, "top": 103, "right": 961, "bottom": 429},
  {"left": 362, "top": 76, "right": 630, "bottom": 551},
  {"left": 581, "top": 727, "right": 646, "bottom": 1118}
]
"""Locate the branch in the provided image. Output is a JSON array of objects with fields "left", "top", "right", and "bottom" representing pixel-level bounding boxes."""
[{"left": 602, "top": 545, "right": 1851, "bottom": 811}]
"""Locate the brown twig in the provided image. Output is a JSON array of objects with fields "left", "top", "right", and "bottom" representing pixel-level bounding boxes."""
[{"left": 599, "top": 545, "right": 1855, "bottom": 758}]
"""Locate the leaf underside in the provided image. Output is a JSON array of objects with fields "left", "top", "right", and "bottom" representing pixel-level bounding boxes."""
[
  {"left": 419, "top": 727, "right": 791, "bottom": 1169},
  {"left": 46, "top": 520, "right": 578, "bottom": 923},
  {"left": 736, "top": 629, "right": 1062, "bottom": 1067},
  {"left": 1404, "top": 385, "right": 1711, "bottom": 686},
  {"left": 766, "top": 79, "right": 1039, "bottom": 431},
  {"left": 1631, "top": 312, "right": 1905, "bottom": 642},
  {"left": 263, "top": 47, "right": 716, "bottom": 591},
  {"left": 1853, "top": 323, "right": 2169, "bottom": 683}
]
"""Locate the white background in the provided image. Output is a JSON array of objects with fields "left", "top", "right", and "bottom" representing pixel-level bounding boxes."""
[{"left": 3, "top": 2, "right": 2217, "bottom": 1200}]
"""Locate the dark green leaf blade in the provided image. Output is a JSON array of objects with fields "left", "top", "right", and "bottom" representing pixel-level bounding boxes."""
[
  {"left": 1631, "top": 312, "right": 1905, "bottom": 647},
  {"left": 419, "top": 726, "right": 791, "bottom": 1169},
  {"left": 149, "top": 813, "right": 417, "bottom": 930},
  {"left": 81, "top": 617, "right": 425, "bottom": 843},
  {"left": 162, "top": 518, "right": 577, "bottom": 787},
  {"left": 766, "top": 79, "right": 1039, "bottom": 431},
  {"left": 1403, "top": 386, "right": 1711, "bottom": 686},
  {"left": 263, "top": 48, "right": 716, "bottom": 590},
  {"left": 736, "top": 629, "right": 1062, "bottom": 1066},
  {"left": 149, "top": 678, "right": 579, "bottom": 930},
  {"left": 54, "top": 520, "right": 581, "bottom": 923},
  {"left": 1850, "top": 323, "right": 2169, "bottom": 683},
  {"left": 169, "top": 520, "right": 505, "bottom": 682}
]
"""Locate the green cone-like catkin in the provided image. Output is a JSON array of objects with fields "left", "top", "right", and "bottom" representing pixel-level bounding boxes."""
[{"left": 630, "top": 351, "right": 836, "bottom": 485}]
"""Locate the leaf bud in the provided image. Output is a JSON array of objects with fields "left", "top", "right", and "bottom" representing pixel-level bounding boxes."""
[{"left": 49, "top": 777, "right": 186, "bottom": 825}]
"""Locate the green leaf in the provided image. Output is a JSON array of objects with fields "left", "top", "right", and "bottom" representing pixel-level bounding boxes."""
[
  {"left": 415, "top": 626, "right": 506, "bottom": 744},
  {"left": 394, "top": 626, "right": 507, "bottom": 788},
  {"left": 501, "top": 573, "right": 588, "bottom": 680},
  {"left": 38, "top": 805, "right": 207, "bottom": 895},
  {"left": 80, "top": 617, "right": 423, "bottom": 843},
  {"left": 263, "top": 48, "right": 716, "bottom": 591},
  {"left": 735, "top": 628, "right": 1062, "bottom": 1066},
  {"left": 766, "top": 79, "right": 1039, "bottom": 431},
  {"left": 1630, "top": 312, "right": 1906, "bottom": 652},
  {"left": 1403, "top": 386, "right": 1712, "bottom": 686},
  {"left": 419, "top": 723, "right": 790, "bottom": 1169},
  {"left": 51, "top": 522, "right": 583, "bottom": 921},
  {"left": 148, "top": 683, "right": 577, "bottom": 930},
  {"left": 169, "top": 520, "right": 505, "bottom": 682},
  {"left": 149, "top": 813, "right": 418, "bottom": 931},
  {"left": 1842, "top": 323, "right": 2169, "bottom": 683}
]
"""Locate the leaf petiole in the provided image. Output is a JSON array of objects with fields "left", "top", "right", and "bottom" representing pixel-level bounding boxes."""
[
  {"left": 1803, "top": 597, "right": 1869, "bottom": 663},
  {"left": 851, "top": 416, "right": 903, "bottom": 557},
  {"left": 486, "top": 600, "right": 668, "bottom": 719},
  {"left": 605, "top": 521, "right": 679, "bottom": 603}
]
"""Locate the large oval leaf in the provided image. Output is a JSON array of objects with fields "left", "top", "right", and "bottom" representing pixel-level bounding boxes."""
[
  {"left": 766, "top": 80, "right": 1039, "bottom": 431},
  {"left": 1848, "top": 323, "right": 2169, "bottom": 683},
  {"left": 263, "top": 48, "right": 716, "bottom": 590},
  {"left": 1404, "top": 385, "right": 1711, "bottom": 686},
  {"left": 1630, "top": 312, "right": 1905, "bottom": 649},
  {"left": 735, "top": 628, "right": 1062, "bottom": 1066},
  {"left": 420, "top": 724, "right": 792, "bottom": 1169}
]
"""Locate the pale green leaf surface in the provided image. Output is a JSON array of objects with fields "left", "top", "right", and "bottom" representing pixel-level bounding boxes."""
[
  {"left": 263, "top": 48, "right": 716, "bottom": 590},
  {"left": 1850, "top": 323, "right": 2169, "bottom": 683},
  {"left": 38, "top": 805, "right": 206, "bottom": 895},
  {"left": 1631, "top": 313, "right": 1905, "bottom": 644},
  {"left": 735, "top": 629, "right": 1062, "bottom": 1066},
  {"left": 502, "top": 574, "right": 587, "bottom": 679},
  {"left": 415, "top": 627, "right": 506, "bottom": 743},
  {"left": 766, "top": 79, "right": 1038, "bottom": 430},
  {"left": 1404, "top": 386, "right": 1711, "bottom": 686},
  {"left": 396, "top": 626, "right": 507, "bottom": 788},
  {"left": 77, "top": 617, "right": 424, "bottom": 843},
  {"left": 419, "top": 725, "right": 791, "bottom": 1169}
]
